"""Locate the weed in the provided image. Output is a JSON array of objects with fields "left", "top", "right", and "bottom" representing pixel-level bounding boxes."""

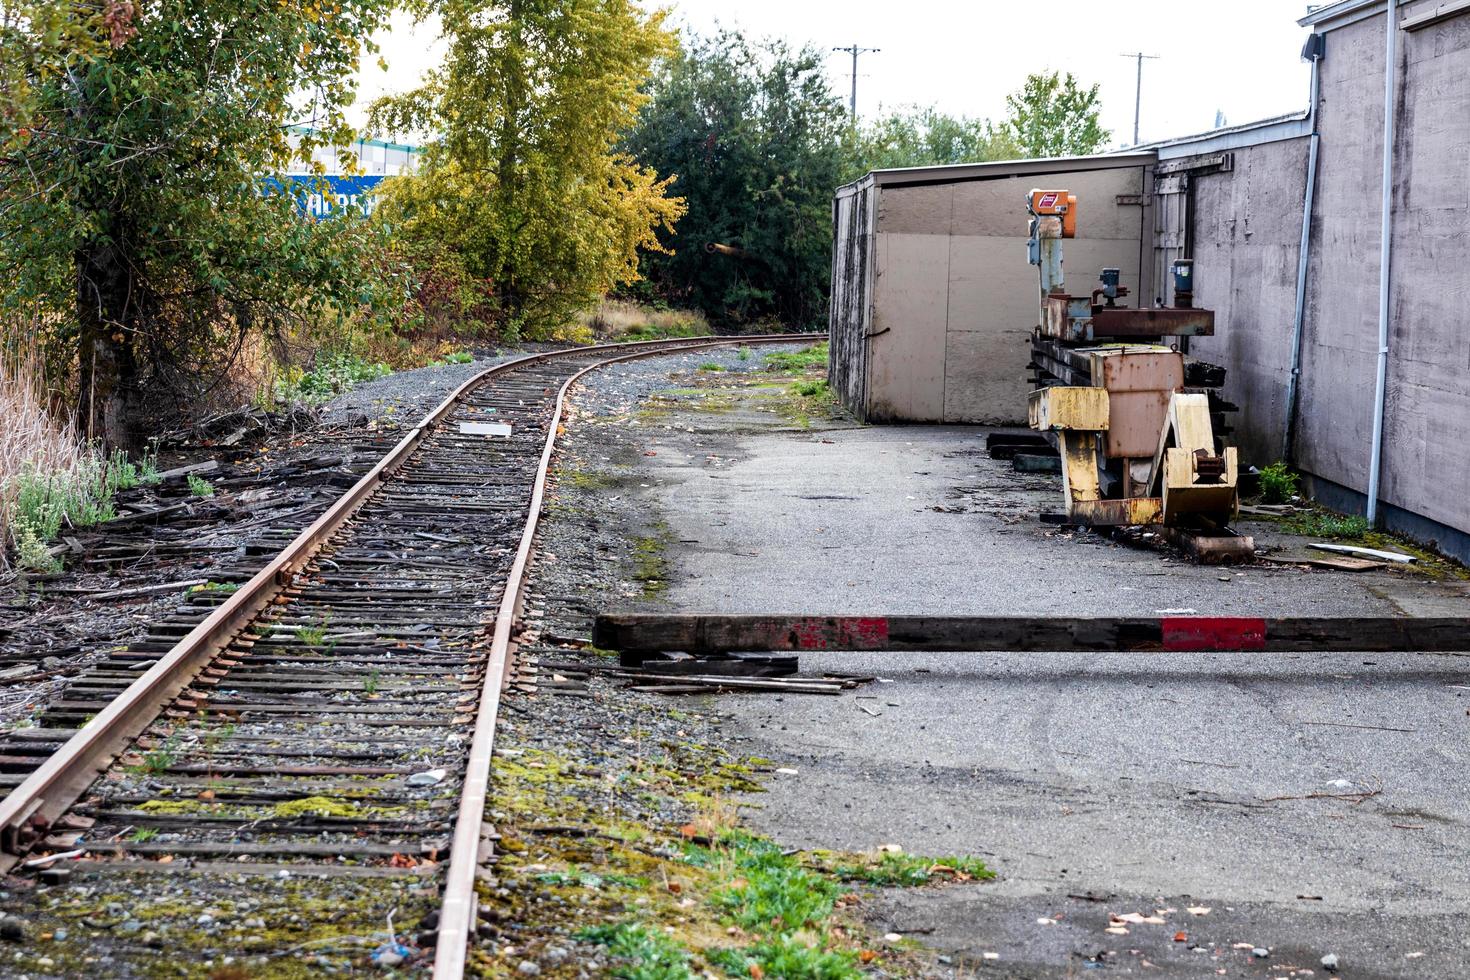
[
  {"left": 189, "top": 581, "right": 239, "bottom": 595},
  {"left": 1258, "top": 461, "right": 1299, "bottom": 504},
  {"left": 297, "top": 615, "right": 331, "bottom": 647},
  {"left": 704, "top": 832, "right": 842, "bottom": 931},
  {"left": 1283, "top": 509, "right": 1372, "bottom": 539},
  {"left": 820, "top": 850, "right": 993, "bottom": 886},
  {"left": 130, "top": 827, "right": 159, "bottom": 844},
  {"left": 186, "top": 473, "right": 215, "bottom": 497},
  {"left": 708, "top": 936, "right": 860, "bottom": 980},
  {"left": 696, "top": 362, "right": 724, "bottom": 373},
  {"left": 736, "top": 347, "right": 750, "bottom": 362},
  {"left": 130, "top": 734, "right": 182, "bottom": 775},
  {"left": 764, "top": 342, "right": 828, "bottom": 373},
  {"left": 363, "top": 668, "right": 381, "bottom": 695},
  {"left": 272, "top": 350, "right": 392, "bottom": 405},
  {"left": 790, "top": 379, "right": 830, "bottom": 399},
  {"left": 577, "top": 922, "right": 693, "bottom": 980}
]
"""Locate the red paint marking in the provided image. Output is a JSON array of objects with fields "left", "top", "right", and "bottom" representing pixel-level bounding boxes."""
[
  {"left": 786, "top": 617, "right": 889, "bottom": 650},
  {"left": 1161, "top": 617, "right": 1267, "bottom": 651}
]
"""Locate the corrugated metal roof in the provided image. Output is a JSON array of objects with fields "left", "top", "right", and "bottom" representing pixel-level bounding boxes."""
[
  {"left": 1131, "top": 113, "right": 1312, "bottom": 158},
  {"left": 838, "top": 151, "right": 1156, "bottom": 196}
]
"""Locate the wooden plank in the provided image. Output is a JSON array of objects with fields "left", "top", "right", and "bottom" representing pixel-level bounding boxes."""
[{"left": 593, "top": 613, "right": 1470, "bottom": 656}]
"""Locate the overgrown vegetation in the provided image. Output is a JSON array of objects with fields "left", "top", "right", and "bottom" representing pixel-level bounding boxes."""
[
  {"left": 370, "top": 0, "right": 684, "bottom": 341},
  {"left": 0, "top": 0, "right": 399, "bottom": 449},
  {"left": 269, "top": 350, "right": 393, "bottom": 406},
  {"left": 1281, "top": 509, "right": 1372, "bottom": 540},
  {"left": 1258, "top": 461, "right": 1300, "bottom": 505}
]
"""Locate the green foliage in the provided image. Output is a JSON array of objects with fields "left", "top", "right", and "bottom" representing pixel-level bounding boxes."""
[
  {"left": 130, "top": 734, "right": 182, "bottom": 776},
  {"left": 443, "top": 350, "right": 474, "bottom": 365},
  {"left": 708, "top": 937, "right": 860, "bottom": 980},
  {"left": 852, "top": 106, "right": 1019, "bottom": 176},
  {"left": 824, "top": 851, "right": 993, "bottom": 887},
  {"left": 129, "top": 827, "right": 159, "bottom": 844},
  {"left": 273, "top": 350, "right": 392, "bottom": 405},
  {"left": 0, "top": 0, "right": 399, "bottom": 447},
  {"left": 789, "top": 379, "right": 830, "bottom": 399},
  {"left": 1000, "top": 71, "right": 1110, "bottom": 157},
  {"left": 1258, "top": 461, "right": 1300, "bottom": 505},
  {"left": 703, "top": 832, "right": 842, "bottom": 931},
  {"left": 5, "top": 442, "right": 166, "bottom": 568},
  {"left": 695, "top": 362, "right": 724, "bottom": 373},
  {"left": 1283, "top": 510, "right": 1372, "bottom": 540},
  {"left": 764, "top": 343, "right": 829, "bottom": 373},
  {"left": 297, "top": 616, "right": 331, "bottom": 648},
  {"left": 577, "top": 922, "right": 693, "bottom": 980},
  {"left": 186, "top": 474, "right": 215, "bottom": 498},
  {"left": 621, "top": 30, "right": 851, "bottom": 329},
  {"left": 372, "top": 0, "right": 683, "bottom": 339},
  {"left": 363, "top": 668, "right": 381, "bottom": 696}
]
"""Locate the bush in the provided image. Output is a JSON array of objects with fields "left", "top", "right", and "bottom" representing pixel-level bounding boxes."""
[
  {"left": 1258, "top": 461, "right": 1299, "bottom": 505},
  {"left": 271, "top": 350, "right": 391, "bottom": 405}
]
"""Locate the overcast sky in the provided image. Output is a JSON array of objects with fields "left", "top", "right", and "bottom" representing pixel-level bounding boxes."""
[{"left": 353, "top": 1, "right": 1315, "bottom": 149}]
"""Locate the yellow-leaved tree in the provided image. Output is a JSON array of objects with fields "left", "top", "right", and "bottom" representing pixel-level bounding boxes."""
[{"left": 371, "top": 0, "right": 685, "bottom": 339}]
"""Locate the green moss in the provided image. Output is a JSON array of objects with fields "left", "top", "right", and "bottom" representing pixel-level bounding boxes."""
[{"left": 632, "top": 523, "right": 672, "bottom": 598}]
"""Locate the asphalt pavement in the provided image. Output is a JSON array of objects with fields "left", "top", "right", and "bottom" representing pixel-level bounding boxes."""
[{"left": 624, "top": 411, "right": 1470, "bottom": 977}]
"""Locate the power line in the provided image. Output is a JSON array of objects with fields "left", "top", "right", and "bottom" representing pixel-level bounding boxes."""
[
  {"left": 1120, "top": 52, "right": 1160, "bottom": 146},
  {"left": 832, "top": 44, "right": 880, "bottom": 118}
]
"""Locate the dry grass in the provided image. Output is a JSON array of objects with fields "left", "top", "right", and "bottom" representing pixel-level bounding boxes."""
[
  {"left": 577, "top": 298, "right": 709, "bottom": 341},
  {"left": 0, "top": 347, "right": 84, "bottom": 569}
]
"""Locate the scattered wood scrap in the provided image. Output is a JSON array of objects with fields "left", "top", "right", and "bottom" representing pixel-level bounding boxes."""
[{"left": 1309, "top": 542, "right": 1416, "bottom": 563}]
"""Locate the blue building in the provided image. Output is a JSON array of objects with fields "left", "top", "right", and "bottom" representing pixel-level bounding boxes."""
[{"left": 283, "top": 128, "right": 422, "bottom": 218}]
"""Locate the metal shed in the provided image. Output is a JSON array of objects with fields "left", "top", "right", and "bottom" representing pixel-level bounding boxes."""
[{"left": 829, "top": 152, "right": 1156, "bottom": 424}]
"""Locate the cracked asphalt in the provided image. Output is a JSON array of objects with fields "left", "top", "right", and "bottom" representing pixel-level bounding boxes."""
[{"left": 607, "top": 374, "right": 1470, "bottom": 979}]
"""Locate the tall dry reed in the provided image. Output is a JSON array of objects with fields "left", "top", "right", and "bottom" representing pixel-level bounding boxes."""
[{"left": 0, "top": 348, "right": 83, "bottom": 569}]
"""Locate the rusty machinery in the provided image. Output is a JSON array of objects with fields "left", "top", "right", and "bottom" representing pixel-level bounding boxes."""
[{"left": 1024, "top": 189, "right": 1245, "bottom": 546}]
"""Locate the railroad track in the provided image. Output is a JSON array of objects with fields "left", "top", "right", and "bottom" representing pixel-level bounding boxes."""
[{"left": 0, "top": 334, "right": 818, "bottom": 976}]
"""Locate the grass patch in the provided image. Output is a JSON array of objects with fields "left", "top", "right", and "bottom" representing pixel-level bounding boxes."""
[
  {"left": 790, "top": 378, "right": 830, "bottom": 399},
  {"left": 817, "top": 850, "right": 994, "bottom": 886},
  {"left": 764, "top": 342, "right": 828, "bottom": 374},
  {"left": 696, "top": 362, "right": 725, "bottom": 373},
  {"left": 582, "top": 299, "right": 708, "bottom": 341},
  {"left": 272, "top": 349, "right": 391, "bottom": 405},
  {"left": 186, "top": 473, "right": 214, "bottom": 497},
  {"left": 1282, "top": 509, "right": 1371, "bottom": 539},
  {"left": 578, "top": 923, "right": 693, "bottom": 980},
  {"left": 708, "top": 936, "right": 860, "bottom": 979}
]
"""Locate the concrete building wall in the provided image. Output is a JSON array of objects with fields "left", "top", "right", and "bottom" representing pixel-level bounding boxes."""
[
  {"left": 832, "top": 161, "right": 1149, "bottom": 424},
  {"left": 1297, "top": 4, "right": 1470, "bottom": 548},
  {"left": 1185, "top": 137, "right": 1312, "bottom": 465}
]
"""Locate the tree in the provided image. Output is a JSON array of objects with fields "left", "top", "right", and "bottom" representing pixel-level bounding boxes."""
[
  {"left": 1001, "top": 71, "right": 1110, "bottom": 158},
  {"left": 620, "top": 31, "right": 850, "bottom": 328},
  {"left": 370, "top": 0, "right": 684, "bottom": 339},
  {"left": 0, "top": 0, "right": 397, "bottom": 448},
  {"left": 851, "top": 106, "right": 1019, "bottom": 177}
]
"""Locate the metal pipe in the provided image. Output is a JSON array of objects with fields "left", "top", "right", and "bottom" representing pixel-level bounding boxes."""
[
  {"left": 1284, "top": 36, "right": 1324, "bottom": 463},
  {"left": 1366, "top": 1, "right": 1398, "bottom": 525}
]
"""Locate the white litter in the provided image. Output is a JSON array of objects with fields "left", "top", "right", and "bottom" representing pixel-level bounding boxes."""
[
  {"left": 459, "top": 421, "right": 513, "bottom": 437},
  {"left": 1308, "top": 542, "right": 1416, "bottom": 563},
  {"left": 407, "top": 768, "right": 448, "bottom": 786}
]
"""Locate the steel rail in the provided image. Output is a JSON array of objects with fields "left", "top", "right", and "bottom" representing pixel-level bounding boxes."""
[
  {"left": 431, "top": 334, "right": 817, "bottom": 977},
  {"left": 0, "top": 333, "right": 817, "bottom": 873}
]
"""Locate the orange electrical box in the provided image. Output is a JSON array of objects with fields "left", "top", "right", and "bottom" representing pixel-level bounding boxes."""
[{"left": 1029, "top": 189, "right": 1078, "bottom": 238}]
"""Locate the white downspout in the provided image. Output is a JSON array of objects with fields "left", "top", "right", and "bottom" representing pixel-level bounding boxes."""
[{"left": 1366, "top": 0, "right": 1397, "bottom": 525}]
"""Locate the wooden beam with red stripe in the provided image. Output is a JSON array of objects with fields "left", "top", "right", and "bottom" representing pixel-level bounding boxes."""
[{"left": 593, "top": 614, "right": 1470, "bottom": 658}]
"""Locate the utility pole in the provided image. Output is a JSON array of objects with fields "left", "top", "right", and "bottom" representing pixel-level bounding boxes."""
[
  {"left": 1120, "top": 52, "right": 1159, "bottom": 145},
  {"left": 832, "top": 44, "right": 880, "bottom": 118}
]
